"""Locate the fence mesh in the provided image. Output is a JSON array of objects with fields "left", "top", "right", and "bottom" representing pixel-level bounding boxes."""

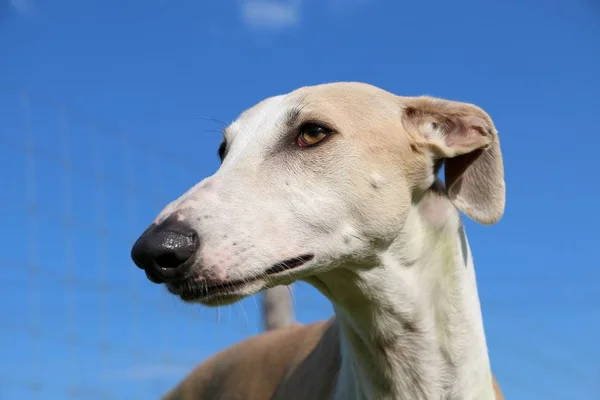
[{"left": 0, "top": 87, "right": 597, "bottom": 400}]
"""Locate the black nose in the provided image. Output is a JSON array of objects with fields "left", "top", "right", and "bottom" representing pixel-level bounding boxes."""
[{"left": 130, "top": 216, "right": 199, "bottom": 283}]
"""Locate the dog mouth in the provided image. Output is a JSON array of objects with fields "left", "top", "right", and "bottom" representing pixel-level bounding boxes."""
[
  {"left": 265, "top": 254, "right": 315, "bottom": 274},
  {"left": 166, "top": 254, "right": 314, "bottom": 301}
]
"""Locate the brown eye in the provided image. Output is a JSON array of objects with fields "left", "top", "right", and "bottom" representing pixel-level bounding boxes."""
[{"left": 296, "top": 123, "right": 331, "bottom": 147}]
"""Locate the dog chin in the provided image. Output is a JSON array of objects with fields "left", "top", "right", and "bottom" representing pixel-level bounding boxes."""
[
  {"left": 189, "top": 293, "right": 248, "bottom": 307},
  {"left": 166, "top": 278, "right": 266, "bottom": 306}
]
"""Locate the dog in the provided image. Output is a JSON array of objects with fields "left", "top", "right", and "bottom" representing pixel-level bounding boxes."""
[{"left": 131, "top": 82, "right": 506, "bottom": 400}]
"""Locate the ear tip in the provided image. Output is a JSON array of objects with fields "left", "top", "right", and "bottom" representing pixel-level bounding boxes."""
[
  {"left": 479, "top": 191, "right": 506, "bottom": 225},
  {"left": 465, "top": 207, "right": 505, "bottom": 225},
  {"left": 478, "top": 210, "right": 504, "bottom": 225},
  {"left": 451, "top": 192, "right": 506, "bottom": 225}
]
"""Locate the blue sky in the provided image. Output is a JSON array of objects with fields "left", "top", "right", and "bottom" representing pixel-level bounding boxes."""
[{"left": 0, "top": 0, "right": 599, "bottom": 398}]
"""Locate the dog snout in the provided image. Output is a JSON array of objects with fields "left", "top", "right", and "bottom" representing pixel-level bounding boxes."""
[{"left": 130, "top": 215, "right": 199, "bottom": 283}]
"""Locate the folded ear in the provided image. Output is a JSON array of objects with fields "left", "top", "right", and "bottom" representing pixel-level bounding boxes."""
[{"left": 402, "top": 96, "right": 505, "bottom": 225}]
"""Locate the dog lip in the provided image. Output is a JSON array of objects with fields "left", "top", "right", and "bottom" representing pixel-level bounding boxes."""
[
  {"left": 265, "top": 254, "right": 314, "bottom": 275},
  {"left": 166, "top": 278, "right": 249, "bottom": 300},
  {"left": 166, "top": 253, "right": 315, "bottom": 301}
]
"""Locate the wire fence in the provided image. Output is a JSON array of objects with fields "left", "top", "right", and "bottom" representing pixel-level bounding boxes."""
[{"left": 0, "top": 87, "right": 597, "bottom": 400}]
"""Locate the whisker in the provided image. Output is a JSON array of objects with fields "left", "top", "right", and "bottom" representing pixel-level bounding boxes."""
[
  {"left": 252, "top": 293, "right": 260, "bottom": 315},
  {"left": 238, "top": 301, "right": 249, "bottom": 329},
  {"left": 204, "top": 129, "right": 224, "bottom": 135},
  {"left": 192, "top": 116, "right": 229, "bottom": 128},
  {"left": 216, "top": 299, "right": 221, "bottom": 325},
  {"left": 286, "top": 285, "right": 297, "bottom": 315}
]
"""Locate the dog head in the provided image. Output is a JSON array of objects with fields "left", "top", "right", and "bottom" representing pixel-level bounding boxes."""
[{"left": 130, "top": 82, "right": 504, "bottom": 305}]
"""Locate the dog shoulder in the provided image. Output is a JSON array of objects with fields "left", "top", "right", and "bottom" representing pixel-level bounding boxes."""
[{"left": 162, "top": 319, "right": 335, "bottom": 400}]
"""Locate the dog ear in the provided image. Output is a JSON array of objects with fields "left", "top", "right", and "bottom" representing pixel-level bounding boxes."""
[{"left": 403, "top": 96, "right": 505, "bottom": 225}]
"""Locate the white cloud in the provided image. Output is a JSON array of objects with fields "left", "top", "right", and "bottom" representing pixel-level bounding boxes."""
[
  {"left": 240, "top": 0, "right": 301, "bottom": 30},
  {"left": 102, "top": 363, "right": 191, "bottom": 382},
  {"left": 238, "top": 0, "right": 374, "bottom": 32},
  {"left": 11, "top": 0, "right": 35, "bottom": 16}
]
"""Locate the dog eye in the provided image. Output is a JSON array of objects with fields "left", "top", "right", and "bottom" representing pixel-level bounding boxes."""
[
  {"left": 296, "top": 123, "right": 331, "bottom": 147},
  {"left": 218, "top": 140, "right": 227, "bottom": 161}
]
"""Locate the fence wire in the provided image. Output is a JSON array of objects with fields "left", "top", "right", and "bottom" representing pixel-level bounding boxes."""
[{"left": 0, "top": 88, "right": 597, "bottom": 400}]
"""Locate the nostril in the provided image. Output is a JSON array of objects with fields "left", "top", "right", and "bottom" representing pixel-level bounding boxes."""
[
  {"left": 155, "top": 251, "right": 186, "bottom": 270},
  {"left": 154, "top": 231, "right": 197, "bottom": 270}
]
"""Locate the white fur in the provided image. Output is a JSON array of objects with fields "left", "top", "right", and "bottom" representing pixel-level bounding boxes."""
[{"left": 149, "top": 82, "right": 502, "bottom": 399}]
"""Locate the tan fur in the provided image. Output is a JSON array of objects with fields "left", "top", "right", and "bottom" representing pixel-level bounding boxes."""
[
  {"left": 134, "top": 82, "right": 507, "bottom": 399},
  {"left": 163, "top": 320, "right": 503, "bottom": 400}
]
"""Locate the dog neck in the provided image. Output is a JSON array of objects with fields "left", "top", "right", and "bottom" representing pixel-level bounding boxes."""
[{"left": 307, "top": 189, "right": 496, "bottom": 400}]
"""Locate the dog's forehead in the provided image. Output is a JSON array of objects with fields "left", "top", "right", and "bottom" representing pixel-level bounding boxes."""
[
  {"left": 228, "top": 94, "right": 289, "bottom": 137},
  {"left": 228, "top": 82, "right": 401, "bottom": 138}
]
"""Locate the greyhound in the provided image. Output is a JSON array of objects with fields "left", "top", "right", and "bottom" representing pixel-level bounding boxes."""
[{"left": 131, "top": 82, "right": 506, "bottom": 400}]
